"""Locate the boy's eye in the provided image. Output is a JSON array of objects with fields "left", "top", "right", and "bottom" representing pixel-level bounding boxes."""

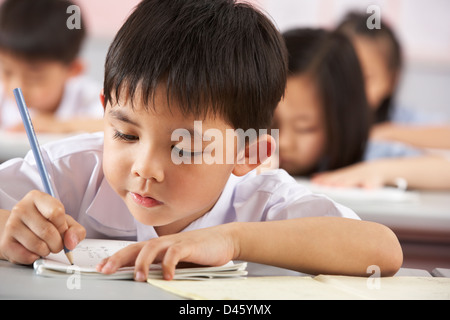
[
  {"left": 113, "top": 130, "right": 139, "bottom": 142},
  {"left": 171, "top": 145, "right": 202, "bottom": 158}
]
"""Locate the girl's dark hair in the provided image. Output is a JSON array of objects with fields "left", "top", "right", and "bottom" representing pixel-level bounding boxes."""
[
  {"left": 103, "top": 0, "right": 288, "bottom": 131},
  {"left": 336, "top": 11, "right": 402, "bottom": 123},
  {"left": 283, "top": 28, "right": 369, "bottom": 173},
  {"left": 0, "top": 0, "right": 86, "bottom": 64}
]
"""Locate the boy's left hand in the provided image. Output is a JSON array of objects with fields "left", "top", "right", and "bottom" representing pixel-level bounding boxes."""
[{"left": 96, "top": 224, "right": 238, "bottom": 281}]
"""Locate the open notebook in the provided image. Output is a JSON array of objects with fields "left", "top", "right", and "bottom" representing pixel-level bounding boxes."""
[
  {"left": 147, "top": 275, "right": 450, "bottom": 300},
  {"left": 33, "top": 239, "right": 247, "bottom": 280}
]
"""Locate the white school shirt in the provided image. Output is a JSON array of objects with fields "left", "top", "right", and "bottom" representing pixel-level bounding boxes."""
[
  {"left": 0, "top": 132, "right": 359, "bottom": 241},
  {"left": 0, "top": 76, "right": 103, "bottom": 129}
]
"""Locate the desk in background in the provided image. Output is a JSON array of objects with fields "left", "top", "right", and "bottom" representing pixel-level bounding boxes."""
[
  {"left": 296, "top": 178, "right": 450, "bottom": 271},
  {"left": 0, "top": 131, "right": 75, "bottom": 163}
]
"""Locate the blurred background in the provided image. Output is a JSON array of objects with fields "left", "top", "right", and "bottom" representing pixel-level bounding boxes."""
[
  {"left": 0, "top": 0, "right": 449, "bottom": 271},
  {"left": 76, "top": 0, "right": 450, "bottom": 120}
]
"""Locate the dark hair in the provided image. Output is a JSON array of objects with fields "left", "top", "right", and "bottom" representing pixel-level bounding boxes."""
[
  {"left": 282, "top": 28, "right": 369, "bottom": 173},
  {"left": 336, "top": 11, "right": 402, "bottom": 123},
  {"left": 104, "top": 0, "right": 288, "bottom": 131},
  {"left": 0, "top": 0, "right": 86, "bottom": 64}
]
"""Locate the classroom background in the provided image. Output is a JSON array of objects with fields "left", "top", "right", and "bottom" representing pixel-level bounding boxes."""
[
  {"left": 74, "top": 0, "right": 450, "bottom": 271},
  {"left": 0, "top": 0, "right": 449, "bottom": 272},
  {"left": 75, "top": 0, "right": 450, "bottom": 121}
]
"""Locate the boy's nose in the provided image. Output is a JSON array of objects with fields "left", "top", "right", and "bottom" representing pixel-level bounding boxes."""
[{"left": 132, "top": 147, "right": 165, "bottom": 182}]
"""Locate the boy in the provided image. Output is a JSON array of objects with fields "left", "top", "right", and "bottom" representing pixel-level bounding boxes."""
[
  {"left": 0, "top": 0, "right": 402, "bottom": 281},
  {"left": 0, "top": 0, "right": 103, "bottom": 133}
]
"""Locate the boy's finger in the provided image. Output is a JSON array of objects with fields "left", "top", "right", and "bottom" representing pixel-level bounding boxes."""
[
  {"left": 30, "top": 191, "right": 68, "bottom": 234},
  {"left": 1, "top": 240, "right": 40, "bottom": 265},
  {"left": 63, "top": 215, "right": 86, "bottom": 251},
  {"left": 98, "top": 243, "right": 143, "bottom": 274},
  {"left": 161, "top": 244, "right": 191, "bottom": 280},
  {"left": 134, "top": 243, "right": 161, "bottom": 281},
  {"left": 10, "top": 221, "right": 52, "bottom": 259},
  {"left": 21, "top": 208, "right": 64, "bottom": 253}
]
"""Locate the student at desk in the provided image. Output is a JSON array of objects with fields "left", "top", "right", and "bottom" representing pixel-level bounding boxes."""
[
  {"left": 0, "top": 0, "right": 402, "bottom": 281},
  {"left": 274, "top": 28, "right": 370, "bottom": 176},
  {"left": 0, "top": 0, "right": 103, "bottom": 133},
  {"left": 311, "top": 13, "right": 450, "bottom": 190}
]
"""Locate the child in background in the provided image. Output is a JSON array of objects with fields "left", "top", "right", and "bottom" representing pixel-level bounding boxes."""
[
  {"left": 0, "top": 0, "right": 103, "bottom": 133},
  {"left": 275, "top": 28, "right": 370, "bottom": 176},
  {"left": 336, "top": 11, "right": 450, "bottom": 150},
  {"left": 310, "top": 12, "right": 450, "bottom": 190},
  {"left": 0, "top": 0, "right": 402, "bottom": 280}
]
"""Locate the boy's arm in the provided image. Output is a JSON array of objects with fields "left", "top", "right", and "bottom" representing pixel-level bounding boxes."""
[
  {"left": 232, "top": 217, "right": 402, "bottom": 277},
  {"left": 98, "top": 216, "right": 403, "bottom": 280}
]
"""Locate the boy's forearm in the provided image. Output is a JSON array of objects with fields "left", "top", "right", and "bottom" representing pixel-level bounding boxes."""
[{"left": 229, "top": 217, "right": 402, "bottom": 277}]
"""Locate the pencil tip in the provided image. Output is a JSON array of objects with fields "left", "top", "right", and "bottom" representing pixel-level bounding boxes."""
[{"left": 65, "top": 251, "right": 74, "bottom": 265}]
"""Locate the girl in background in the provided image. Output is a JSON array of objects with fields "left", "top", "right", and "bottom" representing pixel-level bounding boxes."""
[
  {"left": 275, "top": 28, "right": 370, "bottom": 176},
  {"left": 311, "top": 12, "right": 450, "bottom": 190},
  {"left": 337, "top": 12, "right": 450, "bottom": 150}
]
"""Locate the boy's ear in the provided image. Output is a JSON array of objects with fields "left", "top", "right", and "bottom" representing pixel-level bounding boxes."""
[
  {"left": 232, "top": 134, "right": 276, "bottom": 176},
  {"left": 67, "top": 58, "right": 85, "bottom": 78},
  {"left": 99, "top": 89, "right": 106, "bottom": 110}
]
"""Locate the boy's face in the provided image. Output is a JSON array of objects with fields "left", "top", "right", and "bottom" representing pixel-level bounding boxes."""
[
  {"left": 0, "top": 50, "right": 76, "bottom": 114},
  {"left": 275, "top": 74, "right": 326, "bottom": 176},
  {"left": 102, "top": 87, "right": 238, "bottom": 236}
]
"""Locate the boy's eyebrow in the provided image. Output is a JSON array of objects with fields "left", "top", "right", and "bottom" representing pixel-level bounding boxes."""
[
  {"left": 108, "top": 109, "right": 139, "bottom": 127},
  {"left": 168, "top": 127, "right": 204, "bottom": 140}
]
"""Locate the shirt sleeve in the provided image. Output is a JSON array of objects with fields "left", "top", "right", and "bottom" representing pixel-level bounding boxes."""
[
  {"left": 0, "top": 133, "right": 104, "bottom": 221},
  {"left": 232, "top": 170, "right": 360, "bottom": 222}
]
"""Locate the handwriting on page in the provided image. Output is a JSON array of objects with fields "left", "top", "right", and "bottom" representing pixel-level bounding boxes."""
[{"left": 71, "top": 241, "right": 133, "bottom": 267}]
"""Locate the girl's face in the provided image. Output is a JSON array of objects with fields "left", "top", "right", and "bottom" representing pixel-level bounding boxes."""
[
  {"left": 275, "top": 74, "right": 326, "bottom": 176},
  {"left": 352, "top": 35, "right": 395, "bottom": 110},
  {"left": 102, "top": 87, "right": 238, "bottom": 236}
]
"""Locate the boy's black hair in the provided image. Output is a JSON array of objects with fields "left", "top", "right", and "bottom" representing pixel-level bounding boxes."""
[
  {"left": 104, "top": 0, "right": 288, "bottom": 131},
  {"left": 283, "top": 28, "right": 369, "bottom": 174},
  {"left": 0, "top": 0, "right": 86, "bottom": 64},
  {"left": 336, "top": 11, "right": 402, "bottom": 123}
]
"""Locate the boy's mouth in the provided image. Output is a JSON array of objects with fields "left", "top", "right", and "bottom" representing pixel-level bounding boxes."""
[{"left": 130, "top": 192, "right": 163, "bottom": 208}]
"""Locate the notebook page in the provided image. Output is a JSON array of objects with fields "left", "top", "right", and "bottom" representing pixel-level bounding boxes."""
[{"left": 34, "top": 239, "right": 135, "bottom": 273}]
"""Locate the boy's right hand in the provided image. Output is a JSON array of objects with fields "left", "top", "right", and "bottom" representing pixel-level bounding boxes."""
[{"left": 0, "top": 190, "right": 86, "bottom": 265}]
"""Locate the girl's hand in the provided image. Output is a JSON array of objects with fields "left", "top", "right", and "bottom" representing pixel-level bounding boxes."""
[
  {"left": 96, "top": 224, "right": 238, "bottom": 281},
  {"left": 0, "top": 190, "right": 86, "bottom": 264},
  {"left": 311, "top": 162, "right": 386, "bottom": 189}
]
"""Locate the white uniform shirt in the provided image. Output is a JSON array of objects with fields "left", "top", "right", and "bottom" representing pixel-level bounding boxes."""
[
  {"left": 0, "top": 133, "right": 360, "bottom": 241},
  {"left": 0, "top": 76, "right": 103, "bottom": 129}
]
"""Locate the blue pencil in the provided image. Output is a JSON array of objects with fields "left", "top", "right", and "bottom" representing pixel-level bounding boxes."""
[{"left": 13, "top": 88, "right": 74, "bottom": 265}]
